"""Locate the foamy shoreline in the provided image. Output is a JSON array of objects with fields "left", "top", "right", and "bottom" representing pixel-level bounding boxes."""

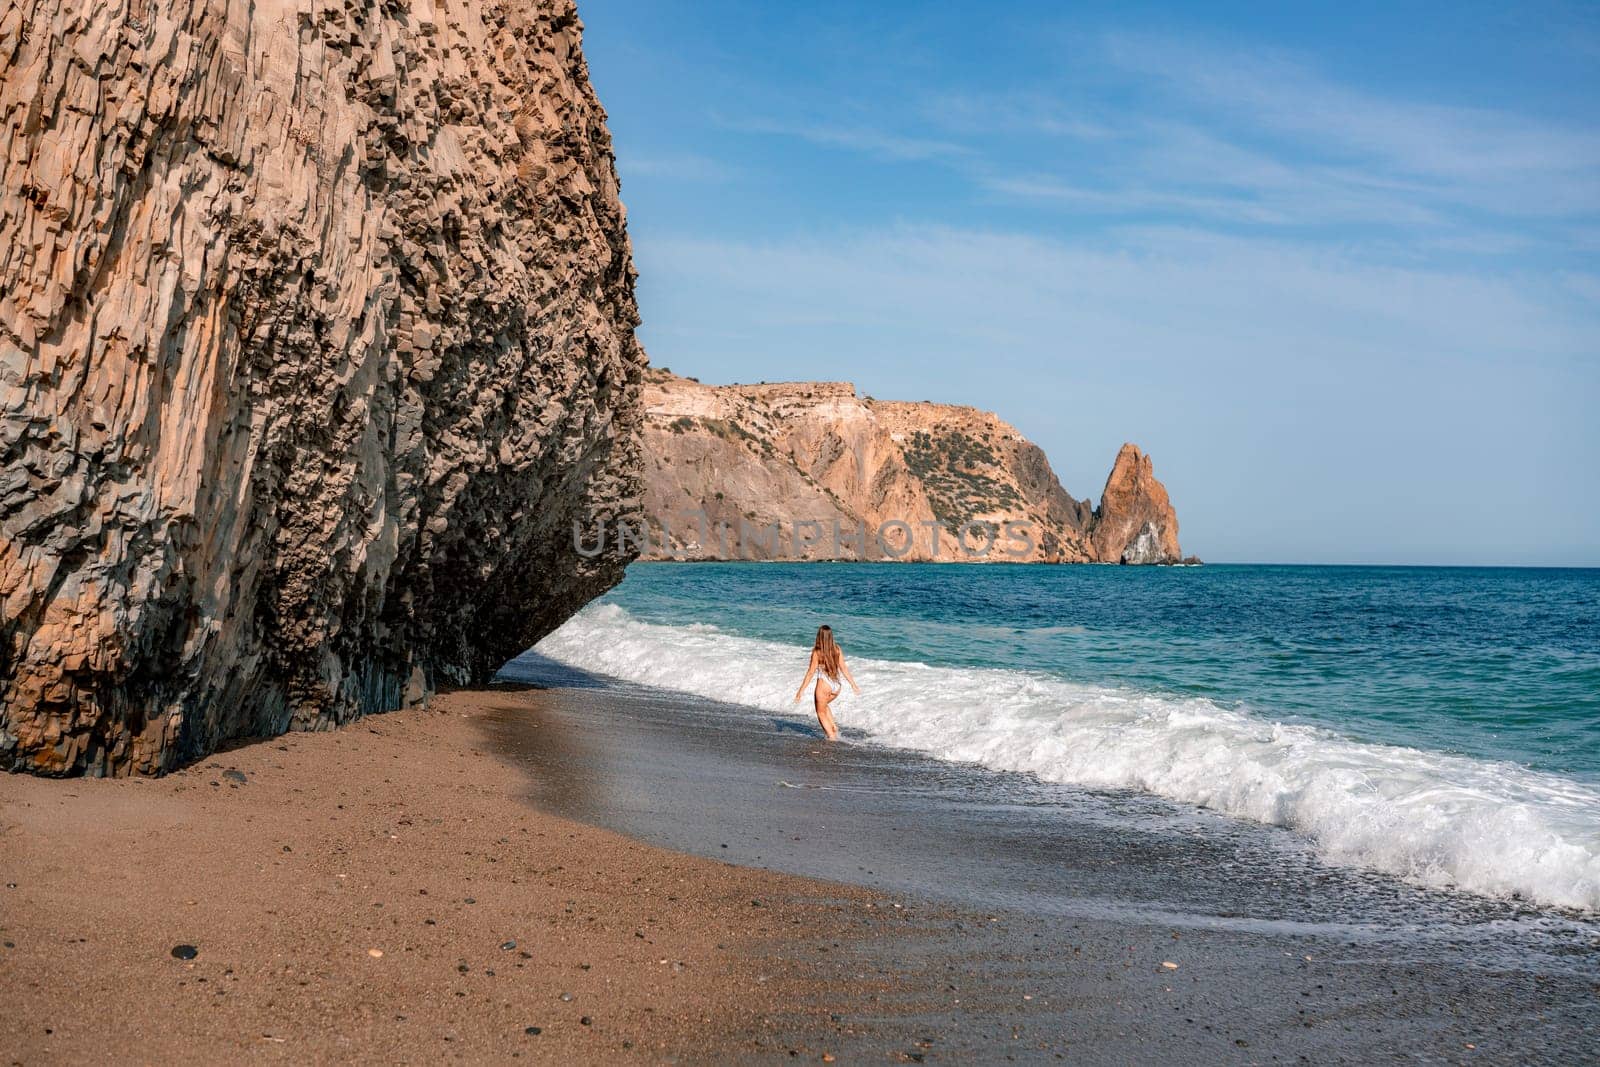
[{"left": 536, "top": 603, "right": 1600, "bottom": 913}]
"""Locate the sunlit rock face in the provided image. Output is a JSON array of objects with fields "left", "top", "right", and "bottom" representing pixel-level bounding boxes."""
[
  {"left": 0, "top": 0, "right": 643, "bottom": 774},
  {"left": 1091, "top": 444, "right": 1184, "bottom": 566},
  {"left": 639, "top": 370, "right": 1183, "bottom": 566}
]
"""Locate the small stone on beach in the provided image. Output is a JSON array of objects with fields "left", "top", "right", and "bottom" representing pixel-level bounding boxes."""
[
  {"left": 501, "top": 940, "right": 516, "bottom": 950},
  {"left": 524, "top": 1026, "right": 541, "bottom": 1035},
  {"left": 171, "top": 944, "right": 199, "bottom": 960},
  {"left": 1161, "top": 961, "right": 1179, "bottom": 970}
]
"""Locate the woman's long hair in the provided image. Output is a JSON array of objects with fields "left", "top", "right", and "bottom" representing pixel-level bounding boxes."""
[{"left": 812, "top": 625, "right": 842, "bottom": 678}]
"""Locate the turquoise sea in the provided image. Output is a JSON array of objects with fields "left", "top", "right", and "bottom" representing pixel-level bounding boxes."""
[{"left": 535, "top": 563, "right": 1600, "bottom": 911}]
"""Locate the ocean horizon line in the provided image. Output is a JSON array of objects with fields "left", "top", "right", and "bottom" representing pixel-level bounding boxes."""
[{"left": 630, "top": 557, "right": 1600, "bottom": 571}]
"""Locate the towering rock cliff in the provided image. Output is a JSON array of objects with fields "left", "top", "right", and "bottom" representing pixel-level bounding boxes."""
[
  {"left": 639, "top": 370, "right": 1185, "bottom": 564},
  {"left": 0, "top": 0, "right": 644, "bottom": 775}
]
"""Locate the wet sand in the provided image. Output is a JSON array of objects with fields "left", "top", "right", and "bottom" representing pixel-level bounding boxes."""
[{"left": 492, "top": 651, "right": 1600, "bottom": 1065}]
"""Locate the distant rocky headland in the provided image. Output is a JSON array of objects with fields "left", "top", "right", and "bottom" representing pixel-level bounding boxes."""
[
  {"left": 637, "top": 368, "right": 1192, "bottom": 565},
  {"left": 0, "top": 0, "right": 643, "bottom": 775}
]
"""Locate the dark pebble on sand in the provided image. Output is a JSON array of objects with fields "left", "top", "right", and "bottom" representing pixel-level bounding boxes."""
[
  {"left": 171, "top": 944, "right": 199, "bottom": 960},
  {"left": 751, "top": 899, "right": 763, "bottom": 907},
  {"left": 500, "top": 941, "right": 516, "bottom": 950},
  {"left": 580, "top": 1016, "right": 592, "bottom": 1026},
  {"left": 222, "top": 769, "right": 246, "bottom": 783},
  {"left": 524, "top": 1026, "right": 542, "bottom": 1036},
  {"left": 464, "top": 898, "right": 476, "bottom": 904}
]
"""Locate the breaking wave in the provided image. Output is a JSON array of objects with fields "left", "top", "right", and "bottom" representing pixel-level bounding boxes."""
[{"left": 533, "top": 603, "right": 1600, "bottom": 912}]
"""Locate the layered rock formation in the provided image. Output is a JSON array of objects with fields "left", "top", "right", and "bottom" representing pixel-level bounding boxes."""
[
  {"left": 0, "top": 0, "right": 644, "bottom": 775},
  {"left": 638, "top": 370, "right": 1184, "bottom": 564}
]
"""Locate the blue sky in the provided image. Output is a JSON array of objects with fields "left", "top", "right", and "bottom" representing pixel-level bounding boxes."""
[{"left": 578, "top": 0, "right": 1600, "bottom": 565}]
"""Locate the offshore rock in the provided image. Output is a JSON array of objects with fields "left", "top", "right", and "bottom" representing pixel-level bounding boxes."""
[
  {"left": 1091, "top": 444, "right": 1183, "bottom": 565},
  {"left": 0, "top": 0, "right": 644, "bottom": 774}
]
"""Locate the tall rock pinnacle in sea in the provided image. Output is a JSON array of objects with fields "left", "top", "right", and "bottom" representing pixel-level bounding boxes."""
[
  {"left": 0, "top": 0, "right": 645, "bottom": 774},
  {"left": 1089, "top": 443, "right": 1183, "bottom": 565}
]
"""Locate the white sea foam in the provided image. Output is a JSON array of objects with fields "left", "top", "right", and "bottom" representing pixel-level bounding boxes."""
[{"left": 533, "top": 604, "right": 1600, "bottom": 912}]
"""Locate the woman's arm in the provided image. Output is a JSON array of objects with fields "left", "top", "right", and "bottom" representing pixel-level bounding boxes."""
[
  {"left": 840, "top": 656, "right": 862, "bottom": 696},
  {"left": 793, "top": 651, "right": 818, "bottom": 703}
]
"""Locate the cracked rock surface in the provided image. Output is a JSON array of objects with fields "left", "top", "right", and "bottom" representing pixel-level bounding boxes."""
[{"left": 0, "top": 0, "right": 643, "bottom": 774}]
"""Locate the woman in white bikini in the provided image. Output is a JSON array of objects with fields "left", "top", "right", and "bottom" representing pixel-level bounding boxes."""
[{"left": 792, "top": 624, "right": 860, "bottom": 741}]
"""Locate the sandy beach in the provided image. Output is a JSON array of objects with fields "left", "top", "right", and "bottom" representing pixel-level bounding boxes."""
[
  {"left": 0, "top": 690, "right": 920, "bottom": 1064},
  {"left": 5, "top": 673, "right": 1598, "bottom": 1064}
]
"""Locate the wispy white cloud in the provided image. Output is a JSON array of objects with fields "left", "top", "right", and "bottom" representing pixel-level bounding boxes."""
[
  {"left": 981, "top": 174, "right": 1299, "bottom": 225},
  {"left": 981, "top": 154, "right": 1451, "bottom": 231},
  {"left": 718, "top": 115, "right": 971, "bottom": 162},
  {"left": 646, "top": 223, "right": 1595, "bottom": 369},
  {"left": 725, "top": 32, "right": 1597, "bottom": 256},
  {"left": 1559, "top": 271, "right": 1600, "bottom": 305},
  {"left": 920, "top": 90, "right": 1115, "bottom": 140},
  {"left": 1101, "top": 31, "right": 1600, "bottom": 219},
  {"left": 621, "top": 151, "right": 738, "bottom": 183}
]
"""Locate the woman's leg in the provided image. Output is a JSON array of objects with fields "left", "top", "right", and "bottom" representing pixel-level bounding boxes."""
[{"left": 813, "top": 684, "right": 840, "bottom": 740}]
